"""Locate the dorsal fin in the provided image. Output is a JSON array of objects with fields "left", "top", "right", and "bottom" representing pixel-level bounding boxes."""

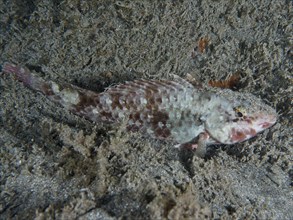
[{"left": 105, "top": 77, "right": 196, "bottom": 96}]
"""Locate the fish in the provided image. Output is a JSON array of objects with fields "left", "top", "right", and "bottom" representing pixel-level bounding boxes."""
[{"left": 1, "top": 63, "right": 277, "bottom": 154}]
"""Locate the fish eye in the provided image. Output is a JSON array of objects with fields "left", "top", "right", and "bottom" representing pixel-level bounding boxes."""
[
  {"left": 233, "top": 106, "right": 246, "bottom": 118},
  {"left": 237, "top": 111, "right": 243, "bottom": 117}
]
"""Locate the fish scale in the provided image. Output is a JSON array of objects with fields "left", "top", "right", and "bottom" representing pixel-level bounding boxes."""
[{"left": 1, "top": 63, "right": 277, "bottom": 152}]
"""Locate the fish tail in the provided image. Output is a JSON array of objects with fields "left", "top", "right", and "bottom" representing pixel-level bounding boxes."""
[
  {"left": 2, "top": 63, "right": 105, "bottom": 121},
  {"left": 2, "top": 63, "right": 54, "bottom": 95}
]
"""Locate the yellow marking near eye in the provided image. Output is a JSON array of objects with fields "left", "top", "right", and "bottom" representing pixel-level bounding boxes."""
[{"left": 234, "top": 106, "right": 246, "bottom": 117}]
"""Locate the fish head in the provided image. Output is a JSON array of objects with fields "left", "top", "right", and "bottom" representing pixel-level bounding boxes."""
[{"left": 204, "top": 90, "right": 277, "bottom": 144}]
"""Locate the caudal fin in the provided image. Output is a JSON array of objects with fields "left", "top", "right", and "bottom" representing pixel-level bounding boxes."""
[
  {"left": 1, "top": 63, "right": 103, "bottom": 121},
  {"left": 2, "top": 62, "right": 51, "bottom": 94}
]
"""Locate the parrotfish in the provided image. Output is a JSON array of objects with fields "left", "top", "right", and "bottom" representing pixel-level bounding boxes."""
[{"left": 1, "top": 63, "right": 277, "bottom": 153}]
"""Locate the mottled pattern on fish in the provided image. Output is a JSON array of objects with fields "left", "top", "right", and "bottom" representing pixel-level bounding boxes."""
[{"left": 1, "top": 63, "right": 277, "bottom": 151}]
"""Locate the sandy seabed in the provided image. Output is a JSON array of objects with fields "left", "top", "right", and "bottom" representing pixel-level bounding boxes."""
[{"left": 0, "top": 1, "right": 292, "bottom": 219}]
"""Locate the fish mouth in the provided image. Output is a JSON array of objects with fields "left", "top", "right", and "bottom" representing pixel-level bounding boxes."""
[
  {"left": 259, "top": 121, "right": 275, "bottom": 129},
  {"left": 230, "top": 113, "right": 277, "bottom": 143},
  {"left": 254, "top": 113, "right": 277, "bottom": 131}
]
